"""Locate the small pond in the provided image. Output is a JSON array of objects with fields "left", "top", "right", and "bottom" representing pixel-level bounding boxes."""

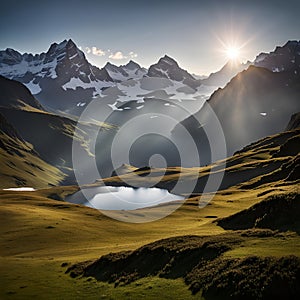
[{"left": 66, "top": 186, "right": 184, "bottom": 210}]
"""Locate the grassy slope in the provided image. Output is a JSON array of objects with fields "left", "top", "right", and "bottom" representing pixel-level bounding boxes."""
[
  {"left": 0, "top": 104, "right": 114, "bottom": 187},
  {"left": 0, "top": 129, "right": 299, "bottom": 299},
  {"left": 0, "top": 182, "right": 299, "bottom": 299},
  {"left": 0, "top": 146, "right": 64, "bottom": 189},
  {"left": 93, "top": 129, "right": 299, "bottom": 198},
  {"left": 0, "top": 114, "right": 64, "bottom": 188}
]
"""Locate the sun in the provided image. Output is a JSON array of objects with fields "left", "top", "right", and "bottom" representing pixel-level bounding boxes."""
[{"left": 225, "top": 47, "right": 240, "bottom": 60}]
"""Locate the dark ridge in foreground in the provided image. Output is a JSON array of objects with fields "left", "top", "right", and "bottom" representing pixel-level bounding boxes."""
[
  {"left": 186, "top": 255, "right": 300, "bottom": 299},
  {"left": 0, "top": 75, "right": 43, "bottom": 110},
  {"left": 217, "top": 193, "right": 300, "bottom": 233},
  {"left": 67, "top": 233, "right": 243, "bottom": 282},
  {"left": 65, "top": 230, "right": 300, "bottom": 299}
]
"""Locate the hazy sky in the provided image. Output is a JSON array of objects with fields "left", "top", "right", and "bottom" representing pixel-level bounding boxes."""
[{"left": 1, "top": 0, "right": 299, "bottom": 75}]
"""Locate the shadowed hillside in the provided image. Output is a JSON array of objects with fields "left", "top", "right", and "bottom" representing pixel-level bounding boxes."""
[
  {"left": 0, "top": 75, "right": 43, "bottom": 110},
  {"left": 0, "top": 112, "right": 64, "bottom": 188},
  {"left": 0, "top": 124, "right": 299, "bottom": 298},
  {"left": 174, "top": 65, "right": 300, "bottom": 161},
  {"left": 67, "top": 230, "right": 300, "bottom": 300},
  {"left": 286, "top": 112, "right": 300, "bottom": 130},
  {"left": 0, "top": 77, "right": 113, "bottom": 186},
  {"left": 217, "top": 193, "right": 300, "bottom": 233},
  {"left": 92, "top": 128, "right": 300, "bottom": 197}
]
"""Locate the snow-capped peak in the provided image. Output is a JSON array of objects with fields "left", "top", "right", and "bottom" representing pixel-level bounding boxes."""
[
  {"left": 0, "top": 48, "right": 23, "bottom": 65},
  {"left": 44, "top": 39, "right": 85, "bottom": 63},
  {"left": 104, "top": 60, "right": 147, "bottom": 81},
  {"left": 159, "top": 55, "right": 178, "bottom": 66},
  {"left": 147, "top": 54, "right": 199, "bottom": 88},
  {"left": 0, "top": 39, "right": 114, "bottom": 103}
]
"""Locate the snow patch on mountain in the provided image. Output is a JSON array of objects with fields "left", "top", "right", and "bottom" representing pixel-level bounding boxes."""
[
  {"left": 104, "top": 60, "right": 147, "bottom": 82},
  {"left": 62, "top": 77, "right": 113, "bottom": 93},
  {"left": 24, "top": 80, "right": 41, "bottom": 94},
  {"left": 0, "top": 42, "right": 223, "bottom": 114},
  {"left": 100, "top": 75, "right": 218, "bottom": 114},
  {"left": 0, "top": 55, "right": 58, "bottom": 80}
]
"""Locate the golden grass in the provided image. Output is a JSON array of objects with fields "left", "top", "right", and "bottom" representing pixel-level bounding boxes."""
[
  {"left": 0, "top": 129, "right": 299, "bottom": 298},
  {"left": 0, "top": 137, "right": 65, "bottom": 189},
  {"left": 0, "top": 180, "right": 298, "bottom": 299}
]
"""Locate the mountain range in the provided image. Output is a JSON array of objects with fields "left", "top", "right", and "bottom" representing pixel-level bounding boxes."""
[
  {"left": 0, "top": 40, "right": 299, "bottom": 184},
  {"left": 174, "top": 41, "right": 300, "bottom": 159},
  {"left": 0, "top": 37, "right": 299, "bottom": 300},
  {"left": 105, "top": 60, "right": 147, "bottom": 82},
  {"left": 0, "top": 39, "right": 250, "bottom": 115},
  {"left": 0, "top": 75, "right": 112, "bottom": 186},
  {"left": 1, "top": 40, "right": 299, "bottom": 119}
]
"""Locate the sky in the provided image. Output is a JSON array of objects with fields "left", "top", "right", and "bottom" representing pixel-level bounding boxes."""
[{"left": 1, "top": 0, "right": 299, "bottom": 75}]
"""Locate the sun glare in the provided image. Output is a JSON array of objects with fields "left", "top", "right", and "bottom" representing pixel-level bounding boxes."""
[{"left": 226, "top": 47, "right": 240, "bottom": 60}]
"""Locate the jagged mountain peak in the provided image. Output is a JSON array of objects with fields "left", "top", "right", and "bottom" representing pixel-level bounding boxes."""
[
  {"left": 254, "top": 40, "right": 300, "bottom": 72},
  {"left": 5, "top": 48, "right": 20, "bottom": 54},
  {"left": 201, "top": 60, "right": 251, "bottom": 87},
  {"left": 283, "top": 40, "right": 300, "bottom": 47},
  {"left": 276, "top": 40, "right": 300, "bottom": 53},
  {"left": 0, "top": 48, "right": 23, "bottom": 65},
  {"left": 66, "top": 38, "right": 76, "bottom": 46},
  {"left": 105, "top": 62, "right": 114, "bottom": 67},
  {"left": 46, "top": 39, "right": 83, "bottom": 60},
  {"left": 49, "top": 38, "right": 75, "bottom": 48},
  {"left": 0, "top": 39, "right": 115, "bottom": 110},
  {"left": 157, "top": 54, "right": 178, "bottom": 66},
  {"left": 124, "top": 60, "right": 141, "bottom": 70},
  {"left": 104, "top": 60, "right": 146, "bottom": 82},
  {"left": 47, "top": 40, "right": 67, "bottom": 53},
  {"left": 256, "top": 40, "right": 300, "bottom": 60},
  {"left": 105, "top": 60, "right": 142, "bottom": 70},
  {"left": 147, "top": 54, "right": 199, "bottom": 88}
]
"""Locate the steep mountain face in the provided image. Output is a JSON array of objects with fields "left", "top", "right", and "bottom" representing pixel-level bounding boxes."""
[
  {"left": 201, "top": 60, "right": 251, "bottom": 87},
  {"left": 0, "top": 39, "right": 114, "bottom": 111},
  {"left": 286, "top": 112, "right": 300, "bottom": 131},
  {"left": 254, "top": 40, "right": 300, "bottom": 73},
  {"left": 147, "top": 55, "right": 200, "bottom": 89},
  {"left": 82, "top": 55, "right": 217, "bottom": 120},
  {"left": 0, "top": 105, "right": 108, "bottom": 185},
  {"left": 0, "top": 111, "right": 25, "bottom": 142},
  {"left": 174, "top": 65, "right": 300, "bottom": 161},
  {"left": 0, "top": 112, "right": 64, "bottom": 188},
  {"left": 0, "top": 42, "right": 211, "bottom": 115},
  {"left": 201, "top": 40, "right": 300, "bottom": 88},
  {"left": 104, "top": 60, "right": 147, "bottom": 81},
  {"left": 0, "top": 75, "right": 43, "bottom": 110},
  {"left": 0, "top": 77, "right": 109, "bottom": 185}
]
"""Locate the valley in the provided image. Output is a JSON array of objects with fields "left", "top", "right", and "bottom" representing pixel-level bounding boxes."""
[{"left": 0, "top": 36, "right": 299, "bottom": 299}]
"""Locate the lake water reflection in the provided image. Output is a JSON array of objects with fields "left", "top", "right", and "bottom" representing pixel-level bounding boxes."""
[{"left": 66, "top": 186, "right": 184, "bottom": 210}]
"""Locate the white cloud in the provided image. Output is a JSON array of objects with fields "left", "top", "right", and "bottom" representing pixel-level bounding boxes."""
[
  {"left": 92, "top": 46, "right": 106, "bottom": 56},
  {"left": 129, "top": 51, "right": 138, "bottom": 58},
  {"left": 84, "top": 47, "right": 138, "bottom": 60},
  {"left": 109, "top": 51, "right": 126, "bottom": 60}
]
